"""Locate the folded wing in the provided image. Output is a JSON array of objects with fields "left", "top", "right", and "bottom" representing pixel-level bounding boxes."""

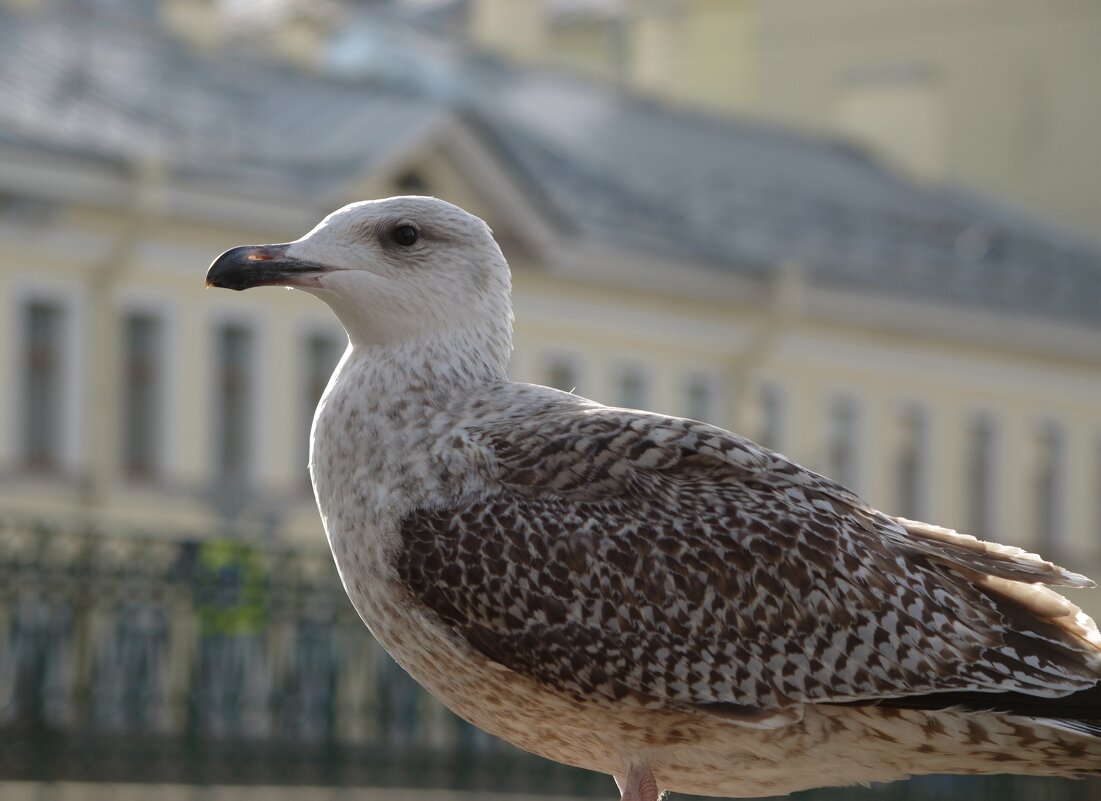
[{"left": 397, "top": 386, "right": 1101, "bottom": 724}]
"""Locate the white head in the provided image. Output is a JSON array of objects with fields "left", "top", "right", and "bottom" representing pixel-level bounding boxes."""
[{"left": 207, "top": 196, "right": 513, "bottom": 379}]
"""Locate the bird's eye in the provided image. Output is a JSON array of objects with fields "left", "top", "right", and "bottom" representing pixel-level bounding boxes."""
[{"left": 391, "top": 224, "right": 419, "bottom": 247}]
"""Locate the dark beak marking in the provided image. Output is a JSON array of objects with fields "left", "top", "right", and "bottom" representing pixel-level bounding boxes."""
[{"left": 206, "top": 243, "right": 331, "bottom": 291}]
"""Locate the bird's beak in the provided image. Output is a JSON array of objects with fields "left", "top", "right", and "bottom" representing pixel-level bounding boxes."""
[{"left": 205, "top": 244, "right": 332, "bottom": 291}]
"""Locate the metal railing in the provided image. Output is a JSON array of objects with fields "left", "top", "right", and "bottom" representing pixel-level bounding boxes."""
[
  {"left": 0, "top": 517, "right": 607, "bottom": 796},
  {"left": 0, "top": 516, "right": 1096, "bottom": 801}
]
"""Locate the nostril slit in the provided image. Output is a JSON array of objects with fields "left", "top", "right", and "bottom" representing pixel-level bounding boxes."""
[{"left": 247, "top": 252, "right": 273, "bottom": 261}]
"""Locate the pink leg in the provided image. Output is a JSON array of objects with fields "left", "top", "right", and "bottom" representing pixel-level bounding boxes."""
[{"left": 616, "top": 763, "right": 661, "bottom": 801}]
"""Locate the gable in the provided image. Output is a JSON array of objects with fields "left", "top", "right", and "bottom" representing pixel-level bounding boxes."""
[{"left": 325, "top": 118, "right": 560, "bottom": 268}]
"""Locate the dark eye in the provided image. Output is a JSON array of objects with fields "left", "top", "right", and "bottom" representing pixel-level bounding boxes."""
[{"left": 391, "top": 224, "right": 418, "bottom": 247}]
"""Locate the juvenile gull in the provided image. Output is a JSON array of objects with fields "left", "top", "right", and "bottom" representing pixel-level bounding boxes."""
[{"left": 207, "top": 196, "right": 1101, "bottom": 800}]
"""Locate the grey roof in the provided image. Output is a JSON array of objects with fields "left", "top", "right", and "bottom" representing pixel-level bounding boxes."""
[
  {"left": 2, "top": 1, "right": 1100, "bottom": 326},
  {"left": 466, "top": 67, "right": 1101, "bottom": 325},
  {"left": 0, "top": 3, "right": 445, "bottom": 195}
]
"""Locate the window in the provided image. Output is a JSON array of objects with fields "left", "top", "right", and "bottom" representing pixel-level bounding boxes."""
[
  {"left": 756, "top": 382, "right": 785, "bottom": 452},
  {"left": 22, "top": 301, "right": 65, "bottom": 472},
  {"left": 894, "top": 405, "right": 927, "bottom": 520},
  {"left": 1097, "top": 439, "right": 1101, "bottom": 558},
  {"left": 121, "top": 313, "right": 163, "bottom": 481},
  {"left": 966, "top": 414, "right": 997, "bottom": 539},
  {"left": 615, "top": 365, "right": 647, "bottom": 409},
  {"left": 683, "top": 374, "right": 716, "bottom": 423},
  {"left": 215, "top": 324, "right": 254, "bottom": 482},
  {"left": 393, "top": 169, "right": 429, "bottom": 195},
  {"left": 302, "top": 332, "right": 345, "bottom": 483},
  {"left": 1034, "top": 422, "right": 1064, "bottom": 557},
  {"left": 545, "top": 356, "right": 579, "bottom": 393},
  {"left": 0, "top": 192, "right": 57, "bottom": 228},
  {"left": 824, "top": 395, "right": 859, "bottom": 489}
]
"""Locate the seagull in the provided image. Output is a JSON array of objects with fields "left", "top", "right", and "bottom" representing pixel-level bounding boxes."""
[{"left": 207, "top": 196, "right": 1101, "bottom": 800}]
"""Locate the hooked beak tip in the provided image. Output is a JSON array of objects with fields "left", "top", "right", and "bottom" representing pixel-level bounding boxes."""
[{"left": 205, "top": 244, "right": 329, "bottom": 291}]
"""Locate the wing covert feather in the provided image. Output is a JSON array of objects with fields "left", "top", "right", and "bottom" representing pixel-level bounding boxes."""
[{"left": 397, "top": 398, "right": 1100, "bottom": 717}]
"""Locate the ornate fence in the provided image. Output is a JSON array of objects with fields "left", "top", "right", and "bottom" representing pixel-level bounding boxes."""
[
  {"left": 0, "top": 517, "right": 607, "bottom": 795},
  {"left": 0, "top": 516, "right": 1096, "bottom": 801}
]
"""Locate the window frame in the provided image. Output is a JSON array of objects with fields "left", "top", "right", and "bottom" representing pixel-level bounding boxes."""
[
  {"left": 7, "top": 279, "right": 85, "bottom": 477},
  {"left": 963, "top": 410, "right": 1001, "bottom": 540},
  {"left": 298, "top": 320, "right": 348, "bottom": 490},
  {"left": 821, "top": 392, "right": 862, "bottom": 492},
  {"left": 892, "top": 400, "right": 929, "bottom": 521},
  {"left": 611, "top": 360, "right": 651, "bottom": 411},
  {"left": 540, "top": 350, "right": 584, "bottom": 395}
]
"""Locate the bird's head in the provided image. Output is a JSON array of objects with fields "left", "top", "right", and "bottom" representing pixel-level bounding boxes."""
[{"left": 206, "top": 196, "right": 513, "bottom": 369}]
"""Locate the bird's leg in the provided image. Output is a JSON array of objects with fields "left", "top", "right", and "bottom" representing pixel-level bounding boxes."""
[{"left": 616, "top": 762, "right": 661, "bottom": 801}]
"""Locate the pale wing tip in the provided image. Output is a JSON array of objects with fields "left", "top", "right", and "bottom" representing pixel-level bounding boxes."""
[
  {"left": 895, "top": 517, "right": 1096, "bottom": 589},
  {"left": 1043, "top": 559, "right": 1096, "bottom": 589},
  {"left": 1024, "top": 563, "right": 1095, "bottom": 589},
  {"left": 1058, "top": 570, "right": 1097, "bottom": 590}
]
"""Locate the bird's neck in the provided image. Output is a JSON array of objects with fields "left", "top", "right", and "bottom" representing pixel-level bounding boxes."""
[
  {"left": 311, "top": 323, "right": 508, "bottom": 531},
  {"left": 345, "top": 321, "right": 511, "bottom": 405}
]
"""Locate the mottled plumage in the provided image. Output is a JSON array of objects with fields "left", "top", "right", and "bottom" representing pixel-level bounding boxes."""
[
  {"left": 208, "top": 196, "right": 1101, "bottom": 800},
  {"left": 398, "top": 391, "right": 1100, "bottom": 714}
]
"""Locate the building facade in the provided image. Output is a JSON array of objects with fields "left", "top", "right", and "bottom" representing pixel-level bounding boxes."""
[{"left": 1, "top": 1, "right": 1100, "bottom": 797}]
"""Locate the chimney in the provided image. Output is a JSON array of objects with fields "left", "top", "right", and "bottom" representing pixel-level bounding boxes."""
[{"left": 468, "top": 0, "right": 547, "bottom": 64}]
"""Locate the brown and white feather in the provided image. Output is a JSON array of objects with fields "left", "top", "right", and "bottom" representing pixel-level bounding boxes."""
[{"left": 397, "top": 385, "right": 1100, "bottom": 715}]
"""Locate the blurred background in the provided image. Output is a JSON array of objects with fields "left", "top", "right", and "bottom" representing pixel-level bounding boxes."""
[{"left": 0, "top": 0, "right": 1099, "bottom": 799}]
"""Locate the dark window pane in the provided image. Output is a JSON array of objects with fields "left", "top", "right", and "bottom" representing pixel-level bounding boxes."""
[
  {"left": 758, "top": 383, "right": 784, "bottom": 451},
  {"left": 545, "top": 358, "right": 578, "bottom": 393},
  {"left": 966, "top": 415, "right": 996, "bottom": 539},
  {"left": 217, "top": 325, "right": 253, "bottom": 481},
  {"left": 1034, "top": 422, "right": 1064, "bottom": 557},
  {"left": 825, "top": 396, "right": 859, "bottom": 489},
  {"left": 895, "top": 406, "right": 927, "bottom": 520},
  {"left": 23, "top": 302, "right": 64, "bottom": 471},
  {"left": 616, "top": 366, "right": 647, "bottom": 409},
  {"left": 122, "top": 314, "right": 162, "bottom": 481},
  {"left": 684, "top": 375, "right": 714, "bottom": 422}
]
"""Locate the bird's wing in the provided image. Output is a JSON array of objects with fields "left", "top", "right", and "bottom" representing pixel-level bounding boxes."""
[{"left": 397, "top": 390, "right": 1100, "bottom": 722}]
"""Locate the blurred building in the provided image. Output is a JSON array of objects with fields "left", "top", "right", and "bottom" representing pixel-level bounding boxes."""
[
  {"left": 0, "top": 0, "right": 1100, "bottom": 798},
  {"left": 466, "top": 0, "right": 1101, "bottom": 240}
]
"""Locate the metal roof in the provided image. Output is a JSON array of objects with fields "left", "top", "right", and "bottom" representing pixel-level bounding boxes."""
[
  {"left": 459, "top": 63, "right": 1101, "bottom": 325},
  {"left": 0, "top": 3, "right": 446, "bottom": 195}
]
